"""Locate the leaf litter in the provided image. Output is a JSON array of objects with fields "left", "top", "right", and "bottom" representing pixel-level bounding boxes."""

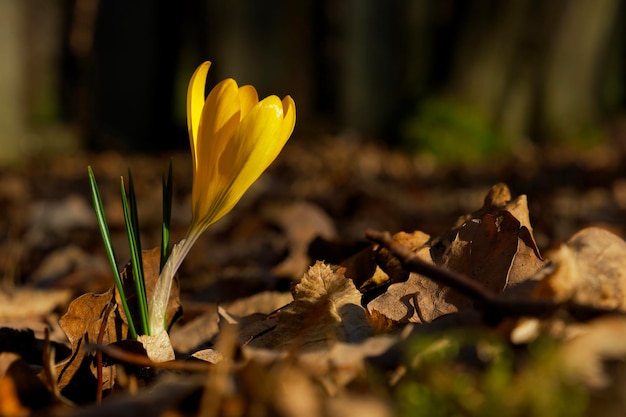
[{"left": 2, "top": 139, "right": 626, "bottom": 415}]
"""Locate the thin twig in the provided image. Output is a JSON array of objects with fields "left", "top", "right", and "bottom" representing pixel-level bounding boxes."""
[
  {"left": 86, "top": 343, "right": 212, "bottom": 372},
  {"left": 365, "top": 229, "right": 619, "bottom": 323}
]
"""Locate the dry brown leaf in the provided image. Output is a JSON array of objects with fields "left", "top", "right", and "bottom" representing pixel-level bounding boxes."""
[
  {"left": 171, "top": 291, "right": 293, "bottom": 354},
  {"left": 365, "top": 184, "right": 544, "bottom": 325},
  {"left": 0, "top": 287, "right": 71, "bottom": 319},
  {"left": 243, "top": 334, "right": 399, "bottom": 394},
  {"left": 247, "top": 261, "right": 372, "bottom": 350},
  {"left": 511, "top": 227, "right": 626, "bottom": 344},
  {"left": 191, "top": 348, "right": 223, "bottom": 364},
  {"left": 224, "top": 290, "right": 293, "bottom": 317},
  {"left": 54, "top": 289, "right": 123, "bottom": 395},
  {"left": 0, "top": 352, "right": 52, "bottom": 412},
  {"left": 326, "top": 395, "right": 393, "bottom": 417},
  {"left": 0, "top": 376, "right": 30, "bottom": 417},
  {"left": 343, "top": 230, "right": 430, "bottom": 292},
  {"left": 560, "top": 315, "right": 626, "bottom": 388},
  {"left": 0, "top": 287, "right": 72, "bottom": 345},
  {"left": 169, "top": 304, "right": 219, "bottom": 355},
  {"left": 55, "top": 248, "right": 181, "bottom": 395},
  {"left": 533, "top": 227, "right": 626, "bottom": 309},
  {"left": 270, "top": 201, "right": 337, "bottom": 279}
]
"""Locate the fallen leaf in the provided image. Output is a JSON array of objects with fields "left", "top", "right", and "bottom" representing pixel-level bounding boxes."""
[
  {"left": 55, "top": 247, "right": 182, "bottom": 397},
  {"left": 364, "top": 184, "right": 544, "bottom": 325},
  {"left": 0, "top": 376, "right": 29, "bottom": 417},
  {"left": 510, "top": 227, "right": 626, "bottom": 344},
  {"left": 560, "top": 315, "right": 626, "bottom": 388},
  {"left": 248, "top": 262, "right": 372, "bottom": 350},
  {"left": 270, "top": 201, "right": 337, "bottom": 279},
  {"left": 54, "top": 288, "right": 123, "bottom": 398},
  {"left": 243, "top": 334, "right": 399, "bottom": 394},
  {"left": 0, "top": 352, "right": 52, "bottom": 411},
  {"left": 532, "top": 227, "right": 626, "bottom": 310},
  {"left": 0, "top": 287, "right": 71, "bottom": 319}
]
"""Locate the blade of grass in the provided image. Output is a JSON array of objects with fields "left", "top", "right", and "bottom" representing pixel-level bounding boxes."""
[
  {"left": 120, "top": 176, "right": 150, "bottom": 336},
  {"left": 128, "top": 171, "right": 143, "bottom": 258},
  {"left": 87, "top": 166, "right": 137, "bottom": 340},
  {"left": 160, "top": 161, "right": 173, "bottom": 271}
]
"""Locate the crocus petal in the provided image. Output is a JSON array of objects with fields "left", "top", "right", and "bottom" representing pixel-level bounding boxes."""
[
  {"left": 210, "top": 96, "right": 286, "bottom": 222},
  {"left": 186, "top": 62, "right": 211, "bottom": 169},
  {"left": 189, "top": 79, "right": 241, "bottom": 226},
  {"left": 196, "top": 78, "right": 241, "bottom": 163},
  {"left": 238, "top": 85, "right": 259, "bottom": 120},
  {"left": 279, "top": 96, "right": 296, "bottom": 145}
]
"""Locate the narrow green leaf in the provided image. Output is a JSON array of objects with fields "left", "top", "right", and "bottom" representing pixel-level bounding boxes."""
[
  {"left": 160, "top": 160, "right": 173, "bottom": 271},
  {"left": 120, "top": 176, "right": 150, "bottom": 336},
  {"left": 87, "top": 166, "right": 137, "bottom": 340},
  {"left": 128, "top": 171, "right": 143, "bottom": 258}
]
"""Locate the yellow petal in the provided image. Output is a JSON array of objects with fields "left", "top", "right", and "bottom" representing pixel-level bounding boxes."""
[
  {"left": 186, "top": 62, "right": 211, "bottom": 169},
  {"left": 211, "top": 96, "right": 286, "bottom": 222},
  {"left": 238, "top": 85, "right": 259, "bottom": 120},
  {"left": 279, "top": 96, "right": 296, "bottom": 145},
  {"left": 194, "top": 78, "right": 240, "bottom": 189},
  {"left": 190, "top": 79, "right": 242, "bottom": 225}
]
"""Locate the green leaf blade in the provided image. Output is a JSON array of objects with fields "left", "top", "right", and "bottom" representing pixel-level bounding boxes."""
[
  {"left": 87, "top": 166, "right": 137, "bottom": 340},
  {"left": 120, "top": 175, "right": 150, "bottom": 336}
]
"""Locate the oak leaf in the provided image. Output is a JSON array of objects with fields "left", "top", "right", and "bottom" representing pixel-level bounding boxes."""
[
  {"left": 364, "top": 183, "right": 544, "bottom": 324},
  {"left": 247, "top": 261, "right": 372, "bottom": 350}
]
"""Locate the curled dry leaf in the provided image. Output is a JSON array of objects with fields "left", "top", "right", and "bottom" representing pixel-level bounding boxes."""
[
  {"left": 54, "top": 248, "right": 182, "bottom": 396},
  {"left": 532, "top": 227, "right": 626, "bottom": 310},
  {"left": 54, "top": 289, "right": 123, "bottom": 396},
  {"left": 512, "top": 227, "right": 626, "bottom": 344},
  {"left": 362, "top": 183, "right": 545, "bottom": 325},
  {"left": 0, "top": 287, "right": 71, "bottom": 320},
  {"left": 247, "top": 261, "right": 372, "bottom": 350},
  {"left": 243, "top": 335, "right": 399, "bottom": 394}
]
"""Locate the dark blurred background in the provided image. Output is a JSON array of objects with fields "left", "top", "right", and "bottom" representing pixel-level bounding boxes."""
[{"left": 1, "top": 0, "right": 625, "bottom": 162}]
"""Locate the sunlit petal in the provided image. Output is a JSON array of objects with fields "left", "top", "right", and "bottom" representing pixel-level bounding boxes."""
[
  {"left": 197, "top": 78, "right": 241, "bottom": 160},
  {"left": 279, "top": 96, "right": 296, "bottom": 146},
  {"left": 238, "top": 85, "right": 259, "bottom": 120},
  {"left": 186, "top": 62, "right": 211, "bottom": 169},
  {"left": 210, "top": 96, "right": 285, "bottom": 222}
]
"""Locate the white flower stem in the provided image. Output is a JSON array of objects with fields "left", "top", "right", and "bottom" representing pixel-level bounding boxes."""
[{"left": 149, "top": 226, "right": 204, "bottom": 335}]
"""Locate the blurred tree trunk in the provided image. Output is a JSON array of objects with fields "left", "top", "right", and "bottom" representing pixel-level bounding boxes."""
[
  {"left": 91, "top": 0, "right": 185, "bottom": 151},
  {"left": 541, "top": 0, "right": 620, "bottom": 142},
  {"left": 0, "top": 0, "right": 75, "bottom": 164},
  {"left": 340, "top": 0, "right": 405, "bottom": 135},
  {"left": 0, "top": 0, "right": 26, "bottom": 162},
  {"left": 445, "top": 0, "right": 620, "bottom": 144},
  {"left": 447, "top": 0, "right": 531, "bottom": 136}
]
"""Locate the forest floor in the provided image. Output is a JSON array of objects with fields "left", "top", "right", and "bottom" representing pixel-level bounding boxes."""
[{"left": 2, "top": 129, "right": 626, "bottom": 416}]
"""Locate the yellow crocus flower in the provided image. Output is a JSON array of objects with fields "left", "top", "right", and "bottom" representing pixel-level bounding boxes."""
[{"left": 150, "top": 61, "right": 296, "bottom": 336}]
